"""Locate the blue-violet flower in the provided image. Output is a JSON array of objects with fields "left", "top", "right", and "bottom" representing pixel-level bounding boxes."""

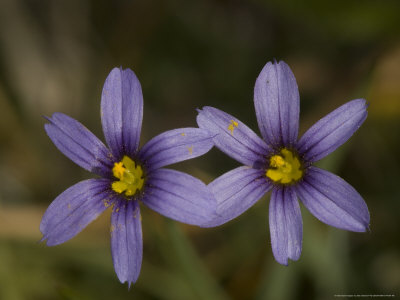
[
  {"left": 41, "top": 67, "right": 216, "bottom": 286},
  {"left": 197, "top": 60, "right": 370, "bottom": 265}
]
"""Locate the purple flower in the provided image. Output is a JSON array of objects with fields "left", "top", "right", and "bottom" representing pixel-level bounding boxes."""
[
  {"left": 197, "top": 60, "right": 370, "bottom": 265},
  {"left": 41, "top": 67, "right": 216, "bottom": 286}
]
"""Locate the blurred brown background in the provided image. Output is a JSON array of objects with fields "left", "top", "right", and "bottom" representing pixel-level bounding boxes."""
[{"left": 0, "top": 0, "right": 399, "bottom": 299}]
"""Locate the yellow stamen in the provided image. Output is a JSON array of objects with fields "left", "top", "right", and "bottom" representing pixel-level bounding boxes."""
[
  {"left": 228, "top": 120, "right": 238, "bottom": 135},
  {"left": 113, "top": 162, "right": 125, "bottom": 179},
  {"left": 266, "top": 148, "right": 303, "bottom": 184},
  {"left": 111, "top": 156, "right": 144, "bottom": 197}
]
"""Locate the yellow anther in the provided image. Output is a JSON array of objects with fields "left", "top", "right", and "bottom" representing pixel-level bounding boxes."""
[
  {"left": 228, "top": 120, "right": 239, "bottom": 135},
  {"left": 188, "top": 146, "right": 193, "bottom": 155},
  {"left": 113, "top": 162, "right": 125, "bottom": 179},
  {"left": 266, "top": 148, "right": 303, "bottom": 184},
  {"left": 270, "top": 155, "right": 285, "bottom": 168},
  {"left": 111, "top": 156, "right": 144, "bottom": 197},
  {"left": 111, "top": 181, "right": 128, "bottom": 194}
]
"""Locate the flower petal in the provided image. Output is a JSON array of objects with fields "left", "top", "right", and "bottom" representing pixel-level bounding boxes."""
[
  {"left": 254, "top": 61, "right": 300, "bottom": 148},
  {"left": 111, "top": 199, "right": 143, "bottom": 287},
  {"left": 196, "top": 106, "right": 271, "bottom": 167},
  {"left": 138, "top": 128, "right": 213, "bottom": 172},
  {"left": 40, "top": 179, "right": 114, "bottom": 246},
  {"left": 101, "top": 67, "right": 143, "bottom": 160},
  {"left": 295, "top": 167, "right": 370, "bottom": 232},
  {"left": 269, "top": 187, "right": 303, "bottom": 266},
  {"left": 45, "top": 113, "right": 114, "bottom": 177},
  {"left": 297, "top": 99, "right": 368, "bottom": 163},
  {"left": 203, "top": 166, "right": 271, "bottom": 227},
  {"left": 142, "top": 168, "right": 217, "bottom": 226}
]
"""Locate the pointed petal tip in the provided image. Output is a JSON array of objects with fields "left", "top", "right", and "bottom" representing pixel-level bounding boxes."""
[
  {"left": 347, "top": 224, "right": 368, "bottom": 233},
  {"left": 196, "top": 106, "right": 270, "bottom": 166},
  {"left": 297, "top": 167, "right": 370, "bottom": 233},
  {"left": 118, "top": 276, "right": 137, "bottom": 289},
  {"left": 40, "top": 179, "right": 112, "bottom": 247},
  {"left": 44, "top": 115, "right": 113, "bottom": 176},
  {"left": 42, "top": 235, "right": 64, "bottom": 247},
  {"left": 198, "top": 106, "right": 216, "bottom": 113},
  {"left": 45, "top": 240, "right": 57, "bottom": 247},
  {"left": 254, "top": 59, "right": 300, "bottom": 146},
  {"left": 274, "top": 254, "right": 289, "bottom": 266},
  {"left": 51, "top": 112, "right": 67, "bottom": 119},
  {"left": 101, "top": 65, "right": 143, "bottom": 158},
  {"left": 360, "top": 213, "right": 371, "bottom": 233},
  {"left": 259, "top": 59, "right": 289, "bottom": 72},
  {"left": 111, "top": 200, "right": 142, "bottom": 288},
  {"left": 298, "top": 98, "right": 368, "bottom": 162},
  {"left": 351, "top": 98, "right": 368, "bottom": 112},
  {"left": 352, "top": 219, "right": 370, "bottom": 233},
  {"left": 139, "top": 127, "right": 214, "bottom": 171},
  {"left": 107, "top": 66, "right": 138, "bottom": 82},
  {"left": 274, "top": 252, "right": 302, "bottom": 266},
  {"left": 44, "top": 112, "right": 64, "bottom": 124},
  {"left": 196, "top": 107, "right": 207, "bottom": 115},
  {"left": 269, "top": 187, "right": 303, "bottom": 268},
  {"left": 196, "top": 106, "right": 209, "bottom": 116},
  {"left": 42, "top": 115, "right": 52, "bottom": 122},
  {"left": 109, "top": 66, "right": 121, "bottom": 74},
  {"left": 292, "top": 254, "right": 302, "bottom": 262}
]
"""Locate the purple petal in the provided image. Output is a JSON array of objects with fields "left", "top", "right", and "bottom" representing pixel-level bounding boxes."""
[
  {"left": 203, "top": 166, "right": 271, "bottom": 227},
  {"left": 138, "top": 128, "right": 213, "bottom": 172},
  {"left": 196, "top": 106, "right": 271, "bottom": 167},
  {"left": 254, "top": 61, "right": 300, "bottom": 148},
  {"left": 45, "top": 113, "right": 113, "bottom": 177},
  {"left": 142, "top": 168, "right": 217, "bottom": 226},
  {"left": 297, "top": 99, "right": 368, "bottom": 163},
  {"left": 40, "top": 179, "right": 114, "bottom": 246},
  {"left": 269, "top": 187, "right": 303, "bottom": 266},
  {"left": 295, "top": 167, "right": 370, "bottom": 232},
  {"left": 101, "top": 67, "right": 143, "bottom": 160},
  {"left": 111, "top": 199, "right": 142, "bottom": 287}
]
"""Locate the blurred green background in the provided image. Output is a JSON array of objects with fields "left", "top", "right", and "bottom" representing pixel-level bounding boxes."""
[{"left": 0, "top": 0, "right": 399, "bottom": 299}]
